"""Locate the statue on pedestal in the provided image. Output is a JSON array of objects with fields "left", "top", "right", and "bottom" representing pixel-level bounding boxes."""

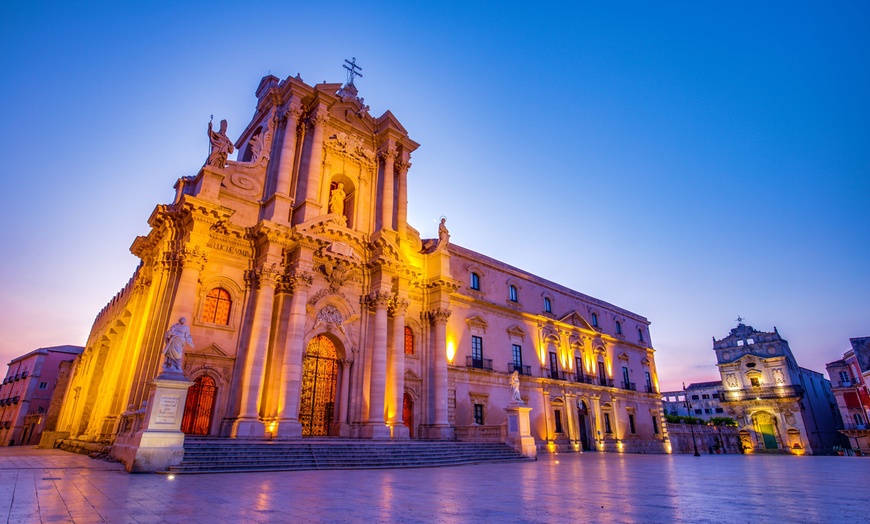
[
  {"left": 162, "top": 317, "right": 194, "bottom": 374},
  {"left": 509, "top": 370, "right": 523, "bottom": 404},
  {"left": 330, "top": 183, "right": 346, "bottom": 216},
  {"left": 438, "top": 217, "right": 450, "bottom": 249},
  {"left": 207, "top": 118, "right": 234, "bottom": 167}
]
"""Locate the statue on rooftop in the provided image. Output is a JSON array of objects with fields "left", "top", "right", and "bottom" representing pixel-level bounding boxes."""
[
  {"left": 438, "top": 217, "right": 450, "bottom": 249},
  {"left": 207, "top": 118, "right": 234, "bottom": 167}
]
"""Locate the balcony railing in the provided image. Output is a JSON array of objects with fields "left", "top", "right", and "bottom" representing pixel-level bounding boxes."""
[
  {"left": 622, "top": 381, "right": 637, "bottom": 391},
  {"left": 598, "top": 377, "right": 614, "bottom": 387},
  {"left": 841, "top": 423, "right": 869, "bottom": 431},
  {"left": 548, "top": 369, "right": 561, "bottom": 380},
  {"left": 644, "top": 384, "right": 657, "bottom": 394},
  {"left": 507, "top": 363, "right": 532, "bottom": 376},
  {"left": 571, "top": 372, "right": 596, "bottom": 384},
  {"left": 466, "top": 356, "right": 493, "bottom": 371},
  {"left": 837, "top": 380, "right": 854, "bottom": 388},
  {"left": 720, "top": 385, "right": 804, "bottom": 402}
]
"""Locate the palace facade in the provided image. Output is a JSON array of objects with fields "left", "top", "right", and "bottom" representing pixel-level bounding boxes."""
[{"left": 48, "top": 71, "right": 668, "bottom": 454}]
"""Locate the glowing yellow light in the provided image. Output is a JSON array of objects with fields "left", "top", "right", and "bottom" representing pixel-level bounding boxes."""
[
  {"left": 555, "top": 460, "right": 560, "bottom": 464},
  {"left": 616, "top": 441, "right": 624, "bottom": 453},
  {"left": 573, "top": 442, "right": 581, "bottom": 451},
  {"left": 664, "top": 442, "right": 673, "bottom": 454},
  {"left": 446, "top": 338, "right": 456, "bottom": 363},
  {"left": 547, "top": 442, "right": 556, "bottom": 453},
  {"left": 167, "top": 474, "right": 176, "bottom": 481}
]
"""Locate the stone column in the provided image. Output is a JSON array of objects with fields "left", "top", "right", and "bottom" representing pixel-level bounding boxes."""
[
  {"left": 275, "top": 270, "right": 313, "bottom": 438},
  {"left": 564, "top": 393, "right": 578, "bottom": 448},
  {"left": 336, "top": 359, "right": 352, "bottom": 436},
  {"left": 362, "top": 291, "right": 391, "bottom": 439},
  {"left": 265, "top": 103, "right": 302, "bottom": 224},
  {"left": 611, "top": 397, "right": 622, "bottom": 445},
  {"left": 387, "top": 297, "right": 409, "bottom": 439},
  {"left": 429, "top": 308, "right": 452, "bottom": 435},
  {"left": 231, "top": 265, "right": 281, "bottom": 437},
  {"left": 378, "top": 146, "right": 397, "bottom": 231},
  {"left": 167, "top": 246, "right": 207, "bottom": 336},
  {"left": 591, "top": 394, "right": 602, "bottom": 450},
  {"left": 396, "top": 156, "right": 410, "bottom": 237},
  {"left": 294, "top": 105, "right": 328, "bottom": 225}
]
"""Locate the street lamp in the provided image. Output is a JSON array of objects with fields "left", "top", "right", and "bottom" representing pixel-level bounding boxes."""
[{"left": 683, "top": 382, "right": 701, "bottom": 457}]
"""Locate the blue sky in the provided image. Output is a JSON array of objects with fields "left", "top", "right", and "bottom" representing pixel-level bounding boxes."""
[{"left": 1, "top": 2, "right": 867, "bottom": 390}]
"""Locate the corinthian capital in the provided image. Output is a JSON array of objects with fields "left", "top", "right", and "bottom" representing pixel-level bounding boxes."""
[
  {"left": 378, "top": 147, "right": 398, "bottom": 163},
  {"left": 285, "top": 269, "right": 314, "bottom": 292},
  {"left": 307, "top": 107, "right": 329, "bottom": 128},
  {"left": 248, "top": 263, "right": 283, "bottom": 288},
  {"left": 365, "top": 290, "right": 393, "bottom": 309},
  {"left": 428, "top": 307, "right": 452, "bottom": 324},
  {"left": 395, "top": 160, "right": 412, "bottom": 173},
  {"left": 389, "top": 297, "right": 410, "bottom": 316}
]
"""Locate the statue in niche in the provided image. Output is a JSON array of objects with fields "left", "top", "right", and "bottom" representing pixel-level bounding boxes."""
[
  {"left": 509, "top": 371, "right": 523, "bottom": 404},
  {"left": 438, "top": 217, "right": 450, "bottom": 249},
  {"left": 207, "top": 118, "right": 234, "bottom": 167},
  {"left": 162, "top": 317, "right": 194, "bottom": 375},
  {"left": 330, "top": 183, "right": 346, "bottom": 216}
]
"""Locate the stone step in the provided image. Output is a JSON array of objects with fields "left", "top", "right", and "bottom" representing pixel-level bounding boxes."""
[{"left": 168, "top": 438, "right": 532, "bottom": 474}]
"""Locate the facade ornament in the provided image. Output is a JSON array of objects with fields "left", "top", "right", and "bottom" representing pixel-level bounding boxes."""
[
  {"left": 206, "top": 118, "right": 234, "bottom": 168},
  {"left": 509, "top": 371, "right": 524, "bottom": 404},
  {"left": 286, "top": 269, "right": 314, "bottom": 292},
  {"left": 329, "top": 183, "right": 346, "bottom": 216},
  {"left": 307, "top": 107, "right": 329, "bottom": 129},
  {"left": 319, "top": 260, "right": 356, "bottom": 293},
  {"left": 438, "top": 217, "right": 450, "bottom": 250},
  {"left": 365, "top": 290, "right": 393, "bottom": 309},
  {"left": 378, "top": 147, "right": 398, "bottom": 163},
  {"left": 314, "top": 305, "right": 345, "bottom": 334},
  {"left": 389, "top": 296, "right": 410, "bottom": 316}
]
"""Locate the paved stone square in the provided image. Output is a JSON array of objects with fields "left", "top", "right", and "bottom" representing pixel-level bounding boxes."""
[{"left": 0, "top": 447, "right": 867, "bottom": 523}]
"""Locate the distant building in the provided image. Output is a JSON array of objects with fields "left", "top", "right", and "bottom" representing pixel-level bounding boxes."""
[
  {"left": 714, "top": 322, "right": 841, "bottom": 454},
  {"left": 0, "top": 345, "right": 83, "bottom": 446},
  {"left": 661, "top": 380, "right": 726, "bottom": 421},
  {"left": 825, "top": 337, "right": 870, "bottom": 452}
]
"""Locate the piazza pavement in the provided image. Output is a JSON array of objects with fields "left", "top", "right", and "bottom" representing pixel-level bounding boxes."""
[{"left": 0, "top": 446, "right": 867, "bottom": 523}]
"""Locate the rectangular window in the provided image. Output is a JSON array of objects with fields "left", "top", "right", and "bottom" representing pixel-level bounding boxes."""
[
  {"left": 470, "top": 272, "right": 480, "bottom": 291},
  {"left": 471, "top": 336, "right": 483, "bottom": 362},
  {"left": 549, "top": 352, "right": 559, "bottom": 379},
  {"left": 628, "top": 414, "right": 636, "bottom": 434},
  {"left": 645, "top": 372, "right": 652, "bottom": 392},
  {"left": 554, "top": 409, "right": 563, "bottom": 433},
  {"left": 715, "top": 408, "right": 724, "bottom": 414},
  {"left": 38, "top": 382, "right": 48, "bottom": 390},
  {"left": 652, "top": 416, "right": 659, "bottom": 434},
  {"left": 750, "top": 377, "right": 760, "bottom": 387},
  {"left": 701, "top": 394, "right": 710, "bottom": 399},
  {"left": 509, "top": 285, "right": 518, "bottom": 302},
  {"left": 512, "top": 344, "right": 523, "bottom": 369},
  {"left": 575, "top": 357, "right": 584, "bottom": 381},
  {"left": 473, "top": 404, "right": 484, "bottom": 425},
  {"left": 598, "top": 361, "right": 607, "bottom": 386},
  {"left": 622, "top": 367, "right": 630, "bottom": 386},
  {"left": 691, "top": 394, "right": 700, "bottom": 400},
  {"left": 712, "top": 392, "right": 719, "bottom": 399},
  {"left": 604, "top": 413, "right": 612, "bottom": 434},
  {"left": 694, "top": 409, "right": 702, "bottom": 415},
  {"left": 704, "top": 408, "right": 712, "bottom": 414}
]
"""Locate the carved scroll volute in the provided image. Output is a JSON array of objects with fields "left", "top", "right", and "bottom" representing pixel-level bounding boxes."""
[{"left": 428, "top": 307, "right": 452, "bottom": 325}]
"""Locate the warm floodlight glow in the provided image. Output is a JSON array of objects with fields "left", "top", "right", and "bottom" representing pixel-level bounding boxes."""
[
  {"left": 446, "top": 338, "right": 456, "bottom": 363},
  {"left": 167, "top": 474, "right": 176, "bottom": 480}
]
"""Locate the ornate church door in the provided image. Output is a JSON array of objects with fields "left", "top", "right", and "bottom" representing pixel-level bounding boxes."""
[
  {"left": 402, "top": 392, "right": 414, "bottom": 438},
  {"left": 181, "top": 375, "right": 217, "bottom": 434},
  {"left": 300, "top": 335, "right": 340, "bottom": 437},
  {"left": 759, "top": 424, "right": 778, "bottom": 449}
]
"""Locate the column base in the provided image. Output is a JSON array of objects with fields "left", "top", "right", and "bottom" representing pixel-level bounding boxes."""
[
  {"left": 262, "top": 194, "right": 294, "bottom": 225},
  {"left": 389, "top": 424, "right": 410, "bottom": 440},
  {"left": 275, "top": 420, "right": 302, "bottom": 439},
  {"left": 422, "top": 425, "right": 455, "bottom": 440},
  {"left": 359, "top": 423, "right": 391, "bottom": 440},
  {"left": 230, "top": 418, "right": 266, "bottom": 438}
]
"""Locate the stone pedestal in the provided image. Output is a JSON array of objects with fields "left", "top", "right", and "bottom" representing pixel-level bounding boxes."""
[
  {"left": 231, "top": 418, "right": 266, "bottom": 438},
  {"left": 504, "top": 403, "right": 537, "bottom": 458},
  {"left": 360, "top": 423, "right": 391, "bottom": 440},
  {"left": 275, "top": 421, "right": 303, "bottom": 439},
  {"left": 423, "top": 425, "right": 456, "bottom": 440},
  {"left": 111, "top": 377, "right": 193, "bottom": 473},
  {"left": 389, "top": 424, "right": 410, "bottom": 440}
]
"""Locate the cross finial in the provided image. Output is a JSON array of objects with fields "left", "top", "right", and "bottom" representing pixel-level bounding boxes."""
[
  {"left": 735, "top": 315, "right": 744, "bottom": 324},
  {"left": 343, "top": 57, "right": 363, "bottom": 86}
]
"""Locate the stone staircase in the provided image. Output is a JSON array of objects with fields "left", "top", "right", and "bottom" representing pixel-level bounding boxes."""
[{"left": 167, "top": 437, "right": 533, "bottom": 474}]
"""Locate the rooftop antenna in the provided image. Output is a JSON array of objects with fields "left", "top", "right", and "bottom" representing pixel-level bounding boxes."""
[{"left": 343, "top": 57, "right": 363, "bottom": 86}]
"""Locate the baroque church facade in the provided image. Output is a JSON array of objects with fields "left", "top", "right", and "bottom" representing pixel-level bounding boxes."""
[{"left": 49, "top": 70, "right": 668, "bottom": 454}]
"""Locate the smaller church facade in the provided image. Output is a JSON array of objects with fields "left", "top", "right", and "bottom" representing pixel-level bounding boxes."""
[
  {"left": 714, "top": 323, "right": 841, "bottom": 454},
  {"left": 47, "top": 69, "right": 668, "bottom": 456}
]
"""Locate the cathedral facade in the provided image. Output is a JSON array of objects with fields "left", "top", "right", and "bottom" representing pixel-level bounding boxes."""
[{"left": 49, "top": 71, "right": 668, "bottom": 454}]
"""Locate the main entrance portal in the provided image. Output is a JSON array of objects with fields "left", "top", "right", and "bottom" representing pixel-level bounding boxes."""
[{"left": 300, "top": 335, "right": 340, "bottom": 437}]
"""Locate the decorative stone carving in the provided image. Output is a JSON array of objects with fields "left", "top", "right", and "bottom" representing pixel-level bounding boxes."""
[
  {"left": 325, "top": 241, "right": 357, "bottom": 259},
  {"left": 428, "top": 308, "right": 452, "bottom": 324},
  {"left": 772, "top": 368, "right": 784, "bottom": 385},
  {"left": 319, "top": 260, "right": 356, "bottom": 293},
  {"left": 206, "top": 119, "right": 234, "bottom": 167},
  {"left": 286, "top": 269, "right": 314, "bottom": 292},
  {"left": 314, "top": 305, "right": 345, "bottom": 334},
  {"left": 725, "top": 373, "right": 738, "bottom": 388},
  {"left": 329, "top": 183, "right": 346, "bottom": 216},
  {"left": 365, "top": 290, "right": 393, "bottom": 309},
  {"left": 390, "top": 297, "right": 410, "bottom": 316},
  {"left": 438, "top": 218, "right": 450, "bottom": 250},
  {"left": 161, "top": 318, "right": 193, "bottom": 376},
  {"left": 509, "top": 371, "right": 523, "bottom": 404}
]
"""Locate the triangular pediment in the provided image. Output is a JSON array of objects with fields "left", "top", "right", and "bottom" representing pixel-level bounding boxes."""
[
  {"left": 560, "top": 310, "right": 595, "bottom": 331},
  {"left": 466, "top": 315, "right": 488, "bottom": 331},
  {"left": 189, "top": 343, "right": 231, "bottom": 359},
  {"left": 506, "top": 325, "right": 526, "bottom": 339},
  {"left": 404, "top": 369, "right": 421, "bottom": 381}
]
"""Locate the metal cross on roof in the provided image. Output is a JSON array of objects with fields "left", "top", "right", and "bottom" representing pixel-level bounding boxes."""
[
  {"left": 735, "top": 315, "right": 744, "bottom": 323},
  {"left": 343, "top": 57, "right": 363, "bottom": 86}
]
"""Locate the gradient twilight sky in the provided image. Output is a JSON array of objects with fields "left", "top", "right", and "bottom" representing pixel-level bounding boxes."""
[{"left": 1, "top": 2, "right": 867, "bottom": 391}]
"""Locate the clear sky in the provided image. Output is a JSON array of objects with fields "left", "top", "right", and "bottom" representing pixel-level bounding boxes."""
[{"left": 1, "top": 2, "right": 867, "bottom": 391}]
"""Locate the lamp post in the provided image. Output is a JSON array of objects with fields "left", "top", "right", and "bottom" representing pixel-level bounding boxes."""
[{"left": 684, "top": 382, "right": 701, "bottom": 457}]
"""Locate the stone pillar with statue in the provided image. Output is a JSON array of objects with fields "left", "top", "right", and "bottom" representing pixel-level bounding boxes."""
[
  {"left": 504, "top": 371, "right": 537, "bottom": 458},
  {"left": 111, "top": 318, "right": 195, "bottom": 472}
]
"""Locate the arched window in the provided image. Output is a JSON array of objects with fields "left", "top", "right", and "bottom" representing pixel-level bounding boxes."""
[
  {"left": 404, "top": 326, "right": 414, "bottom": 355},
  {"left": 202, "top": 288, "right": 232, "bottom": 325},
  {"left": 470, "top": 272, "right": 481, "bottom": 291},
  {"left": 509, "top": 285, "right": 518, "bottom": 302},
  {"left": 591, "top": 313, "right": 598, "bottom": 327},
  {"left": 615, "top": 321, "right": 622, "bottom": 335},
  {"left": 544, "top": 297, "right": 552, "bottom": 313}
]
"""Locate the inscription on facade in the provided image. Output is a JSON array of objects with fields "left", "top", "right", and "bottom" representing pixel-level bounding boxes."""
[
  {"left": 207, "top": 239, "right": 252, "bottom": 258},
  {"left": 156, "top": 396, "right": 180, "bottom": 424}
]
